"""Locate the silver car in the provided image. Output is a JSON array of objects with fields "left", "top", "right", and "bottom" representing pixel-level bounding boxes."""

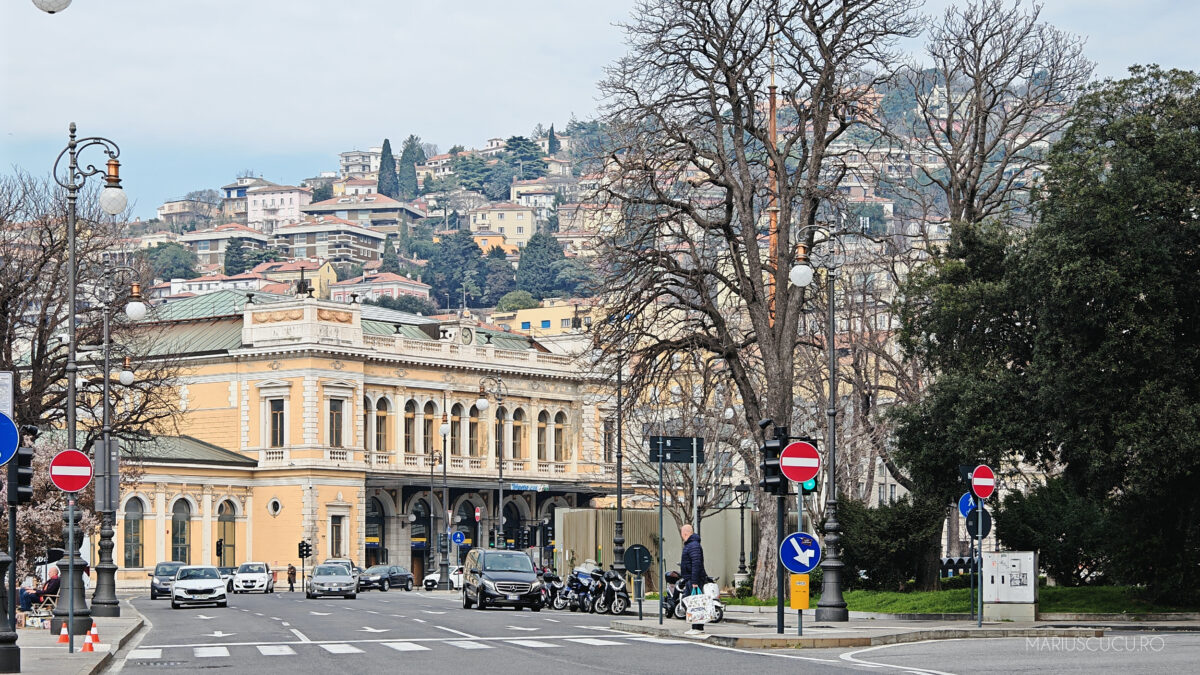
[{"left": 306, "top": 564, "right": 357, "bottom": 599}]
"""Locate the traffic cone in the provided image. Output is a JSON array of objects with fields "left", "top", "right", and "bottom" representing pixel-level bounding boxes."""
[
  {"left": 89, "top": 622, "right": 100, "bottom": 644},
  {"left": 57, "top": 623, "right": 69, "bottom": 643},
  {"left": 81, "top": 631, "right": 94, "bottom": 652}
]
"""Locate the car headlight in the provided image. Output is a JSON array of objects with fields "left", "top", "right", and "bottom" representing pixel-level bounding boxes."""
[
  {"left": 482, "top": 579, "right": 496, "bottom": 591},
  {"left": 530, "top": 580, "right": 543, "bottom": 590},
  {"left": 367, "top": 575, "right": 380, "bottom": 581}
]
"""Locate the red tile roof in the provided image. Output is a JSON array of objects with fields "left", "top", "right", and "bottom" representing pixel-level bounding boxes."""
[{"left": 332, "top": 272, "right": 430, "bottom": 288}]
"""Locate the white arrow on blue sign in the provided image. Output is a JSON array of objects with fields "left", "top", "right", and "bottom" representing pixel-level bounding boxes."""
[
  {"left": 0, "top": 412, "right": 18, "bottom": 468},
  {"left": 779, "top": 531, "right": 822, "bottom": 575},
  {"left": 451, "top": 531, "right": 466, "bottom": 545},
  {"left": 958, "top": 492, "right": 977, "bottom": 519}
]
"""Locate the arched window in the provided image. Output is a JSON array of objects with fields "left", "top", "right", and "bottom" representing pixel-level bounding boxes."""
[
  {"left": 537, "top": 411, "right": 549, "bottom": 461},
  {"left": 468, "top": 405, "right": 480, "bottom": 457},
  {"left": 494, "top": 406, "right": 507, "bottom": 459},
  {"left": 404, "top": 400, "right": 416, "bottom": 454},
  {"left": 423, "top": 401, "right": 436, "bottom": 454},
  {"left": 450, "top": 404, "right": 463, "bottom": 456},
  {"left": 375, "top": 399, "right": 390, "bottom": 452},
  {"left": 512, "top": 409, "right": 526, "bottom": 459},
  {"left": 363, "top": 397, "right": 374, "bottom": 451},
  {"left": 217, "top": 500, "right": 236, "bottom": 566},
  {"left": 366, "top": 497, "right": 386, "bottom": 567},
  {"left": 123, "top": 498, "right": 144, "bottom": 569},
  {"left": 554, "top": 411, "right": 566, "bottom": 461},
  {"left": 171, "top": 500, "right": 192, "bottom": 564}
]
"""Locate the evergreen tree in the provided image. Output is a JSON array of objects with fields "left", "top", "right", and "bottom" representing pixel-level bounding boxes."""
[
  {"left": 364, "top": 294, "right": 438, "bottom": 316},
  {"left": 141, "top": 242, "right": 198, "bottom": 280},
  {"left": 514, "top": 232, "right": 565, "bottom": 299},
  {"left": 311, "top": 183, "right": 333, "bottom": 202},
  {"left": 480, "top": 247, "right": 517, "bottom": 306},
  {"left": 453, "top": 154, "right": 487, "bottom": 192},
  {"left": 547, "top": 124, "right": 561, "bottom": 155},
  {"left": 377, "top": 138, "right": 400, "bottom": 198},
  {"left": 223, "top": 237, "right": 249, "bottom": 275},
  {"left": 425, "top": 229, "right": 485, "bottom": 307},
  {"left": 398, "top": 135, "right": 426, "bottom": 199},
  {"left": 497, "top": 290, "right": 539, "bottom": 312},
  {"left": 504, "top": 135, "right": 547, "bottom": 179},
  {"left": 380, "top": 237, "right": 401, "bottom": 274},
  {"left": 482, "top": 163, "right": 516, "bottom": 201}
]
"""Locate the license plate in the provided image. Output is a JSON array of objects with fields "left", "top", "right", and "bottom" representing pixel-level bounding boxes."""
[{"left": 507, "top": 594, "right": 518, "bottom": 601}]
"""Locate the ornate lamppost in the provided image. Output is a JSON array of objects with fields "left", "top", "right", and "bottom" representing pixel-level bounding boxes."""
[
  {"left": 438, "top": 398, "right": 451, "bottom": 590},
  {"left": 733, "top": 480, "right": 751, "bottom": 583},
  {"left": 474, "top": 376, "right": 508, "bottom": 548},
  {"left": 50, "top": 123, "right": 127, "bottom": 637}
]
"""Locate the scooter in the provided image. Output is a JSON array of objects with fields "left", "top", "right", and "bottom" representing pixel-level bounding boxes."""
[
  {"left": 542, "top": 572, "right": 566, "bottom": 610},
  {"left": 564, "top": 567, "right": 595, "bottom": 612},
  {"left": 662, "top": 571, "right": 687, "bottom": 619},
  {"left": 597, "top": 568, "right": 630, "bottom": 615},
  {"left": 588, "top": 568, "right": 608, "bottom": 613}
]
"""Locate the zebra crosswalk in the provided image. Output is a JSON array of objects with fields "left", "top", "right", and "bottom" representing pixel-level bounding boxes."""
[{"left": 125, "top": 635, "right": 692, "bottom": 663}]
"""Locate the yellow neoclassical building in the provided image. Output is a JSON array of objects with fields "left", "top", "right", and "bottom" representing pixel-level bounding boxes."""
[{"left": 114, "top": 289, "right": 611, "bottom": 585}]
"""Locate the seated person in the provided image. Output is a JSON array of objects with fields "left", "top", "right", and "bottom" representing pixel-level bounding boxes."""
[{"left": 19, "top": 567, "right": 59, "bottom": 612}]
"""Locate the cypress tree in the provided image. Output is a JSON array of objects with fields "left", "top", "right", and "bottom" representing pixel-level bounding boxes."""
[
  {"left": 398, "top": 135, "right": 426, "bottom": 199},
  {"left": 223, "top": 237, "right": 249, "bottom": 275},
  {"left": 380, "top": 237, "right": 401, "bottom": 274},
  {"left": 377, "top": 138, "right": 400, "bottom": 198},
  {"left": 547, "top": 124, "right": 561, "bottom": 155}
]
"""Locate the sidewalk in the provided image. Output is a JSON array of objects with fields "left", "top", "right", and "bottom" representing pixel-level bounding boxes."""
[
  {"left": 12, "top": 598, "right": 144, "bottom": 674},
  {"left": 610, "top": 614, "right": 1106, "bottom": 649}
]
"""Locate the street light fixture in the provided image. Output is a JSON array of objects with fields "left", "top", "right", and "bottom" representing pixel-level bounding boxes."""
[
  {"left": 476, "top": 375, "right": 508, "bottom": 549},
  {"left": 733, "top": 480, "right": 751, "bottom": 581},
  {"left": 49, "top": 123, "right": 126, "bottom": 638},
  {"left": 438, "top": 403, "right": 451, "bottom": 591},
  {"left": 789, "top": 233, "right": 849, "bottom": 622},
  {"left": 32, "top": 0, "right": 73, "bottom": 14}
]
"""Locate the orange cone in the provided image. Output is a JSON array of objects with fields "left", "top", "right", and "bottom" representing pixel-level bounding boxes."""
[
  {"left": 81, "top": 631, "right": 94, "bottom": 652},
  {"left": 90, "top": 622, "right": 100, "bottom": 643},
  {"left": 57, "top": 623, "right": 69, "bottom": 643}
]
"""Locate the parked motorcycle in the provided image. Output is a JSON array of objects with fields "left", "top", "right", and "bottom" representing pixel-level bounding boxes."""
[
  {"left": 595, "top": 568, "right": 630, "bottom": 615},
  {"left": 564, "top": 566, "right": 596, "bottom": 612},
  {"left": 589, "top": 568, "right": 608, "bottom": 613},
  {"left": 541, "top": 572, "right": 566, "bottom": 610}
]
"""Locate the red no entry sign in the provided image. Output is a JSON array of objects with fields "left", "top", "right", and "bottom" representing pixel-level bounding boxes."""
[
  {"left": 780, "top": 441, "right": 821, "bottom": 483},
  {"left": 970, "top": 464, "right": 995, "bottom": 500},
  {"left": 50, "top": 449, "right": 93, "bottom": 493}
]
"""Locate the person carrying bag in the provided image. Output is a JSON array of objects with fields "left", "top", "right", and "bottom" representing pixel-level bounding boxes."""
[{"left": 678, "top": 524, "right": 711, "bottom": 636}]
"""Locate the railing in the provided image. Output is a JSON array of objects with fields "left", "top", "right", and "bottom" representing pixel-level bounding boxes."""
[
  {"left": 549, "top": 462, "right": 567, "bottom": 475},
  {"left": 264, "top": 449, "right": 284, "bottom": 462},
  {"left": 372, "top": 454, "right": 393, "bottom": 466},
  {"left": 352, "top": 334, "right": 578, "bottom": 374},
  {"left": 468, "top": 457, "right": 484, "bottom": 471},
  {"left": 508, "top": 459, "right": 528, "bottom": 472},
  {"left": 450, "top": 457, "right": 465, "bottom": 470},
  {"left": 329, "top": 449, "right": 348, "bottom": 462}
]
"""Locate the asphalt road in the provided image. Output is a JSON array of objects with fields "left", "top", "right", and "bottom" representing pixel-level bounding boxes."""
[{"left": 105, "top": 589, "right": 1200, "bottom": 675}]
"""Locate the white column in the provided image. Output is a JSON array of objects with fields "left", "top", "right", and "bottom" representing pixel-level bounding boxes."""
[
  {"left": 244, "top": 493, "right": 254, "bottom": 561},
  {"left": 546, "top": 418, "right": 557, "bottom": 464},
  {"left": 154, "top": 485, "right": 166, "bottom": 564},
  {"left": 503, "top": 417, "right": 514, "bottom": 466},
  {"left": 201, "top": 489, "right": 214, "bottom": 564},
  {"left": 414, "top": 400, "right": 426, "bottom": 457}
]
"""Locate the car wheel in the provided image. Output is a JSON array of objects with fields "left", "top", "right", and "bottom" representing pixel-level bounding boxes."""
[
  {"left": 712, "top": 605, "right": 724, "bottom": 623},
  {"left": 347, "top": 593, "right": 356, "bottom": 600},
  {"left": 462, "top": 589, "right": 472, "bottom": 609},
  {"left": 474, "top": 589, "right": 486, "bottom": 610},
  {"left": 306, "top": 592, "right": 314, "bottom": 599},
  {"left": 217, "top": 600, "right": 228, "bottom": 608},
  {"left": 381, "top": 580, "right": 389, "bottom": 592},
  {"left": 531, "top": 605, "right": 541, "bottom": 612},
  {"left": 405, "top": 578, "right": 413, "bottom": 592},
  {"left": 171, "top": 600, "right": 180, "bottom": 609},
  {"left": 150, "top": 590, "right": 157, "bottom": 600},
  {"left": 227, "top": 581, "right": 233, "bottom": 592}
]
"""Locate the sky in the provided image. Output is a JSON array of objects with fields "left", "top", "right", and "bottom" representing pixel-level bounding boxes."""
[{"left": 3, "top": 0, "right": 1198, "bottom": 221}]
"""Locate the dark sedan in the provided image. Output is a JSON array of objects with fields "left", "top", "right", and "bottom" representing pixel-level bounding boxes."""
[
  {"left": 149, "top": 561, "right": 186, "bottom": 600},
  {"left": 358, "top": 564, "right": 414, "bottom": 592}
]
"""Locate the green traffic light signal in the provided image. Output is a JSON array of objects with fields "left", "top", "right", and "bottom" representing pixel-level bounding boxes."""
[{"left": 802, "top": 478, "right": 817, "bottom": 491}]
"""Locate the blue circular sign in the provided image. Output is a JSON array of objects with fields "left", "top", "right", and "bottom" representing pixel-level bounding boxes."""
[
  {"left": 958, "top": 492, "right": 977, "bottom": 519},
  {"left": 780, "top": 531, "right": 822, "bottom": 575},
  {"left": 0, "top": 412, "right": 18, "bottom": 468},
  {"left": 451, "top": 531, "right": 466, "bottom": 545}
]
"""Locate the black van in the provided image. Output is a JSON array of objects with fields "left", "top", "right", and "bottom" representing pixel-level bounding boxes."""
[{"left": 461, "top": 549, "right": 543, "bottom": 611}]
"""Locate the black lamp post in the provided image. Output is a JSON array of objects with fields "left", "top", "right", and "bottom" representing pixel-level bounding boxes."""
[
  {"left": 87, "top": 259, "right": 145, "bottom": 618},
  {"left": 438, "top": 400, "right": 451, "bottom": 591},
  {"left": 51, "top": 123, "right": 127, "bottom": 639},
  {"left": 733, "top": 480, "right": 751, "bottom": 580},
  {"left": 474, "top": 376, "right": 508, "bottom": 549}
]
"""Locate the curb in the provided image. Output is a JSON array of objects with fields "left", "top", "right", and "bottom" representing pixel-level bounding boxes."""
[
  {"left": 610, "top": 620, "right": 1104, "bottom": 649},
  {"left": 78, "top": 605, "right": 145, "bottom": 675}
]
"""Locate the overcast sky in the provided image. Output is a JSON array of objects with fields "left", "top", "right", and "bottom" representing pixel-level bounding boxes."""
[{"left": 3, "top": 0, "right": 1197, "bottom": 221}]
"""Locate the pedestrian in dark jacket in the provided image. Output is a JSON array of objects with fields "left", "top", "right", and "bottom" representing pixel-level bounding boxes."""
[
  {"left": 679, "top": 524, "right": 708, "bottom": 635},
  {"left": 287, "top": 564, "right": 297, "bottom": 592}
]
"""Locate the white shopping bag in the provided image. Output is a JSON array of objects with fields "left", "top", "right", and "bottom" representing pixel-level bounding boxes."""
[
  {"left": 683, "top": 591, "right": 713, "bottom": 624},
  {"left": 703, "top": 582, "right": 720, "bottom": 599}
]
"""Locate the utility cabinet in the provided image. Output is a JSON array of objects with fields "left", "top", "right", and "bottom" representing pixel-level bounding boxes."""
[{"left": 982, "top": 551, "right": 1037, "bottom": 621}]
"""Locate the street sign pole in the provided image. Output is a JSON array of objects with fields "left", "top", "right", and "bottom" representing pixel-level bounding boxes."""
[
  {"left": 657, "top": 436, "right": 664, "bottom": 626},
  {"left": 976, "top": 495, "right": 983, "bottom": 628},
  {"left": 691, "top": 438, "right": 698, "bottom": 535},
  {"left": 67, "top": 496, "right": 75, "bottom": 653}
]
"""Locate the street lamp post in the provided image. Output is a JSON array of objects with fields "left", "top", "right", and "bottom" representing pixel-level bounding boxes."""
[
  {"left": 790, "top": 235, "right": 849, "bottom": 622},
  {"left": 429, "top": 450, "right": 439, "bottom": 579},
  {"left": 51, "top": 123, "right": 127, "bottom": 638},
  {"left": 89, "top": 258, "right": 145, "bottom": 617},
  {"left": 475, "top": 376, "right": 509, "bottom": 549},
  {"left": 438, "top": 402, "right": 451, "bottom": 591},
  {"left": 733, "top": 480, "right": 750, "bottom": 583}
]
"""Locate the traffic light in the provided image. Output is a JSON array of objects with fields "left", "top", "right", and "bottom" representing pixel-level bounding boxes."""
[
  {"left": 518, "top": 527, "right": 528, "bottom": 549},
  {"left": 801, "top": 478, "right": 817, "bottom": 492},
  {"left": 216, "top": 539, "right": 224, "bottom": 559},
  {"left": 298, "top": 540, "right": 312, "bottom": 559},
  {"left": 759, "top": 434, "right": 785, "bottom": 496},
  {"left": 8, "top": 446, "right": 35, "bottom": 506}
]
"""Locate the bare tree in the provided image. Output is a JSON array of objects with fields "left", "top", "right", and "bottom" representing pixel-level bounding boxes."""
[
  {"left": 592, "top": 0, "right": 919, "bottom": 598},
  {"left": 888, "top": 0, "right": 1092, "bottom": 226}
]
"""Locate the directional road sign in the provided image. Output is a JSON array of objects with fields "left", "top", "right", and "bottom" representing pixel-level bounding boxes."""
[
  {"left": 966, "top": 508, "right": 992, "bottom": 539},
  {"left": 0, "top": 411, "right": 18, "bottom": 468},
  {"left": 451, "top": 531, "right": 466, "bottom": 545},
  {"left": 970, "top": 464, "right": 996, "bottom": 500},
  {"left": 623, "top": 544, "right": 652, "bottom": 575},
  {"left": 779, "top": 531, "right": 822, "bottom": 575},
  {"left": 958, "top": 492, "right": 977, "bottom": 519},
  {"left": 49, "top": 449, "right": 93, "bottom": 493},
  {"left": 780, "top": 441, "right": 820, "bottom": 483},
  {"left": 647, "top": 436, "right": 705, "bottom": 463}
]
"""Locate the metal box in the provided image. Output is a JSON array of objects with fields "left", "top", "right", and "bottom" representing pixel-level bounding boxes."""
[{"left": 982, "top": 551, "right": 1037, "bottom": 604}]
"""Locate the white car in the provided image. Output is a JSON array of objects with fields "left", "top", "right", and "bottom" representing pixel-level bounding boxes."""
[
  {"left": 233, "top": 562, "right": 275, "bottom": 593},
  {"left": 423, "top": 565, "right": 464, "bottom": 590},
  {"left": 171, "top": 565, "right": 227, "bottom": 609}
]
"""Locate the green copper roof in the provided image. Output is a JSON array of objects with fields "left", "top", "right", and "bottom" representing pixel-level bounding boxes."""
[
  {"left": 122, "top": 434, "right": 257, "bottom": 467},
  {"left": 150, "top": 289, "right": 292, "bottom": 322}
]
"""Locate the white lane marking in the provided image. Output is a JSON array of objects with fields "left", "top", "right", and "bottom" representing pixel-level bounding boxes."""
[
  {"left": 127, "top": 649, "right": 161, "bottom": 659},
  {"left": 673, "top": 636, "right": 870, "bottom": 664},
  {"left": 257, "top": 645, "right": 296, "bottom": 656},
  {"left": 309, "top": 611, "right": 331, "bottom": 616},
  {"left": 282, "top": 622, "right": 290, "bottom": 627},
  {"left": 506, "top": 625, "right": 539, "bottom": 631},
  {"left": 627, "top": 637, "right": 692, "bottom": 645},
  {"left": 422, "top": 610, "right": 446, "bottom": 614},
  {"left": 447, "top": 641, "right": 492, "bottom": 650},
  {"left": 194, "top": 646, "right": 229, "bottom": 658},
  {"left": 290, "top": 628, "right": 311, "bottom": 642},
  {"left": 358, "top": 626, "right": 389, "bottom": 633},
  {"left": 206, "top": 631, "right": 236, "bottom": 638},
  {"left": 138, "top": 634, "right": 626, "bottom": 649},
  {"left": 839, "top": 641, "right": 961, "bottom": 675},
  {"left": 320, "top": 643, "right": 363, "bottom": 654},
  {"left": 254, "top": 612, "right": 264, "bottom": 616},
  {"left": 271, "top": 616, "right": 281, "bottom": 620},
  {"left": 566, "top": 638, "right": 623, "bottom": 646},
  {"left": 366, "top": 610, "right": 379, "bottom": 614},
  {"left": 195, "top": 614, "right": 215, "bottom": 620},
  {"left": 507, "top": 639, "right": 559, "bottom": 648},
  {"left": 412, "top": 618, "right": 427, "bottom": 623},
  {"left": 434, "top": 625, "right": 477, "bottom": 638},
  {"left": 543, "top": 618, "right": 560, "bottom": 622},
  {"left": 383, "top": 642, "right": 430, "bottom": 651},
  {"left": 391, "top": 614, "right": 405, "bottom": 618}
]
